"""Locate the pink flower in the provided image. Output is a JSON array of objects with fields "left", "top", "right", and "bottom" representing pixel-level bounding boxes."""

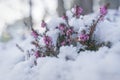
[
  {"left": 58, "top": 24, "right": 66, "bottom": 31},
  {"left": 31, "top": 31, "right": 39, "bottom": 38},
  {"left": 74, "top": 5, "right": 83, "bottom": 17},
  {"left": 61, "top": 41, "right": 66, "bottom": 46},
  {"left": 66, "top": 28, "right": 73, "bottom": 36},
  {"left": 43, "top": 36, "right": 52, "bottom": 46},
  {"left": 41, "top": 20, "right": 46, "bottom": 28},
  {"left": 35, "top": 51, "right": 41, "bottom": 58},
  {"left": 100, "top": 6, "right": 107, "bottom": 16},
  {"left": 79, "top": 34, "right": 89, "bottom": 42},
  {"left": 62, "top": 13, "right": 68, "bottom": 20}
]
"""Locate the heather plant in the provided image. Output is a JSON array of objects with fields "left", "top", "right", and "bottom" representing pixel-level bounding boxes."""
[{"left": 17, "top": 4, "right": 109, "bottom": 63}]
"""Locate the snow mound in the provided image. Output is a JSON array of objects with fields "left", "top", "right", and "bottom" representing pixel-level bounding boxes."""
[{"left": 1, "top": 10, "right": 120, "bottom": 80}]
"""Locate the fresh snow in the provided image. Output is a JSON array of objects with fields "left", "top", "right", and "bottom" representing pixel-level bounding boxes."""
[{"left": 0, "top": 10, "right": 120, "bottom": 80}]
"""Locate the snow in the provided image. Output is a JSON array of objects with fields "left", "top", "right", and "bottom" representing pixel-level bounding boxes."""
[
  {"left": 0, "top": 0, "right": 58, "bottom": 36},
  {"left": 1, "top": 10, "right": 120, "bottom": 80},
  {"left": 46, "top": 29, "right": 60, "bottom": 45},
  {"left": 58, "top": 45, "right": 78, "bottom": 60}
]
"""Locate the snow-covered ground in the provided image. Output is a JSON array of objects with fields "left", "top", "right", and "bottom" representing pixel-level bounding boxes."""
[{"left": 0, "top": 10, "right": 120, "bottom": 80}]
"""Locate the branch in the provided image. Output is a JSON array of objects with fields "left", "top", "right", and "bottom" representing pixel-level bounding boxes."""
[{"left": 16, "top": 44, "right": 24, "bottom": 52}]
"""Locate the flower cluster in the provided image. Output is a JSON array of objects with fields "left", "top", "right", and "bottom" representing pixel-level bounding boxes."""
[
  {"left": 62, "top": 13, "right": 68, "bottom": 20},
  {"left": 34, "top": 50, "right": 41, "bottom": 58},
  {"left": 31, "top": 5, "right": 107, "bottom": 57},
  {"left": 41, "top": 20, "right": 46, "bottom": 28},
  {"left": 43, "top": 35, "right": 52, "bottom": 47},
  {"left": 100, "top": 5, "right": 108, "bottom": 16},
  {"left": 56, "top": 23, "right": 75, "bottom": 47},
  {"left": 31, "top": 29, "right": 39, "bottom": 39},
  {"left": 58, "top": 23, "right": 66, "bottom": 31},
  {"left": 79, "top": 31, "right": 89, "bottom": 42},
  {"left": 16, "top": 5, "right": 108, "bottom": 65},
  {"left": 73, "top": 5, "right": 83, "bottom": 18},
  {"left": 80, "top": 34, "right": 89, "bottom": 42},
  {"left": 66, "top": 28, "right": 74, "bottom": 36}
]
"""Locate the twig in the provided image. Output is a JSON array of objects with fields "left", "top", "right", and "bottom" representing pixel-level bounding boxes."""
[
  {"left": 89, "top": 15, "right": 103, "bottom": 40},
  {"left": 16, "top": 44, "right": 24, "bottom": 52}
]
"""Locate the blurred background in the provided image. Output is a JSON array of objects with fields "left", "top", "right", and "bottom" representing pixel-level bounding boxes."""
[{"left": 0, "top": 0, "right": 120, "bottom": 43}]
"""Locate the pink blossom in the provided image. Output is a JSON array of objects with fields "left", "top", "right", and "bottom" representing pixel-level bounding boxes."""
[
  {"left": 58, "top": 24, "right": 66, "bottom": 31},
  {"left": 61, "top": 41, "right": 66, "bottom": 46},
  {"left": 79, "top": 34, "right": 89, "bottom": 42},
  {"left": 35, "top": 51, "right": 41, "bottom": 58},
  {"left": 74, "top": 5, "right": 83, "bottom": 17},
  {"left": 43, "top": 36, "right": 52, "bottom": 46},
  {"left": 31, "top": 31, "right": 38, "bottom": 38},
  {"left": 41, "top": 20, "right": 46, "bottom": 28},
  {"left": 100, "top": 6, "right": 107, "bottom": 16},
  {"left": 66, "top": 28, "right": 73, "bottom": 36},
  {"left": 62, "top": 13, "right": 68, "bottom": 20}
]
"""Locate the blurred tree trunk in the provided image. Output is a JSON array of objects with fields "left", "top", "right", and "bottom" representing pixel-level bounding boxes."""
[
  {"left": 29, "top": 0, "right": 33, "bottom": 29},
  {"left": 57, "top": 0, "right": 65, "bottom": 16},
  {"left": 100, "top": 0, "right": 119, "bottom": 9},
  {"left": 72, "top": 0, "right": 93, "bottom": 15}
]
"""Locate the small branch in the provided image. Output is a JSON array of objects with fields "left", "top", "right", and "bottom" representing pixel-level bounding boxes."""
[
  {"left": 89, "top": 3, "right": 109, "bottom": 40},
  {"left": 89, "top": 15, "right": 103, "bottom": 40},
  {"left": 16, "top": 44, "right": 24, "bottom": 52}
]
